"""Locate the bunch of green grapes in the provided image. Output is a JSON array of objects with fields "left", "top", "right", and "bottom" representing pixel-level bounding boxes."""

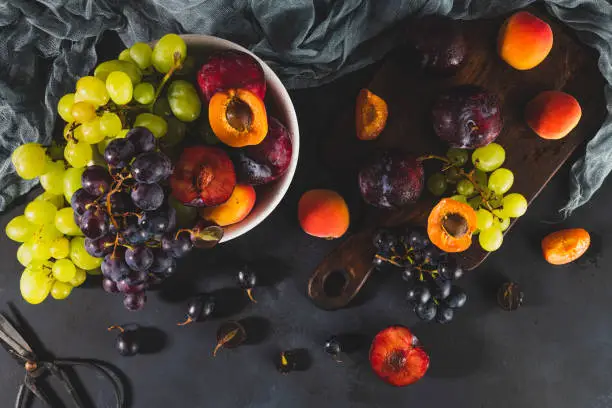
[
  {"left": 5, "top": 185, "right": 100, "bottom": 304},
  {"left": 8, "top": 34, "right": 202, "bottom": 304},
  {"left": 426, "top": 143, "right": 527, "bottom": 252}
]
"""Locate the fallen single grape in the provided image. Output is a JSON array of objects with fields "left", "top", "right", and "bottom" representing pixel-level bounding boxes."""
[
  {"left": 177, "top": 294, "right": 215, "bottom": 326},
  {"left": 108, "top": 325, "right": 140, "bottom": 356},
  {"left": 237, "top": 265, "right": 257, "bottom": 303}
]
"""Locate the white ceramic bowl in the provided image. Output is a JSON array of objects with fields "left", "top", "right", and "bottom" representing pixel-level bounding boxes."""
[{"left": 180, "top": 34, "right": 299, "bottom": 243}]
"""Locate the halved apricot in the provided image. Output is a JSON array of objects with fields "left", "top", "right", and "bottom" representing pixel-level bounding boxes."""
[
  {"left": 170, "top": 146, "right": 236, "bottom": 207},
  {"left": 427, "top": 198, "right": 478, "bottom": 253},
  {"left": 355, "top": 89, "right": 388, "bottom": 140},
  {"left": 199, "top": 184, "right": 256, "bottom": 227},
  {"left": 542, "top": 228, "right": 590, "bottom": 265},
  {"left": 209, "top": 89, "right": 268, "bottom": 148}
]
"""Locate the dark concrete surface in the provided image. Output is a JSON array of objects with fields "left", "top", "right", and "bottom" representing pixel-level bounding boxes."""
[{"left": 1, "top": 32, "right": 611, "bottom": 408}]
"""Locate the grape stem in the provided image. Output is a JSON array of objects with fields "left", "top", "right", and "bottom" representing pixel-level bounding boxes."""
[
  {"left": 245, "top": 288, "right": 257, "bottom": 303},
  {"left": 148, "top": 52, "right": 183, "bottom": 109},
  {"left": 177, "top": 316, "right": 194, "bottom": 326},
  {"left": 213, "top": 328, "right": 238, "bottom": 357},
  {"left": 107, "top": 325, "right": 124, "bottom": 333}
]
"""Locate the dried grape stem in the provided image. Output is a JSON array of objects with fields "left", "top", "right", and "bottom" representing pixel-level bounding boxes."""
[
  {"left": 107, "top": 325, "right": 124, "bottom": 333},
  {"left": 177, "top": 317, "right": 194, "bottom": 326},
  {"left": 212, "top": 328, "right": 239, "bottom": 357},
  {"left": 245, "top": 289, "right": 257, "bottom": 303}
]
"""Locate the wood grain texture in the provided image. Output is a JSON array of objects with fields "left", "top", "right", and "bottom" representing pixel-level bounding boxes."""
[{"left": 308, "top": 9, "right": 607, "bottom": 310}]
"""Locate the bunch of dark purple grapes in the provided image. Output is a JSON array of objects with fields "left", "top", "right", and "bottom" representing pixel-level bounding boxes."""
[
  {"left": 71, "top": 127, "right": 193, "bottom": 311},
  {"left": 373, "top": 228, "right": 468, "bottom": 324}
]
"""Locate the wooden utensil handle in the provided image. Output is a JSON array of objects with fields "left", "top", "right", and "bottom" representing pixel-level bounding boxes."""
[{"left": 307, "top": 230, "right": 377, "bottom": 310}]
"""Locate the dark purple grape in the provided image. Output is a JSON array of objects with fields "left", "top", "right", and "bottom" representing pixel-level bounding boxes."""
[
  {"left": 108, "top": 191, "right": 134, "bottom": 213},
  {"left": 139, "top": 209, "right": 174, "bottom": 234},
  {"left": 79, "top": 207, "right": 109, "bottom": 239},
  {"left": 71, "top": 188, "right": 95, "bottom": 216},
  {"left": 433, "top": 279, "right": 452, "bottom": 300},
  {"left": 101, "top": 248, "right": 130, "bottom": 281},
  {"left": 406, "top": 284, "right": 431, "bottom": 305},
  {"left": 104, "top": 138, "right": 136, "bottom": 167},
  {"left": 372, "top": 229, "right": 396, "bottom": 252},
  {"left": 435, "top": 305, "right": 454, "bottom": 324},
  {"left": 125, "top": 246, "right": 154, "bottom": 271},
  {"left": 123, "top": 221, "right": 150, "bottom": 245},
  {"left": 415, "top": 300, "right": 437, "bottom": 321},
  {"left": 131, "top": 152, "right": 172, "bottom": 184},
  {"left": 81, "top": 165, "right": 113, "bottom": 197},
  {"left": 124, "top": 292, "right": 147, "bottom": 311},
  {"left": 446, "top": 286, "right": 467, "bottom": 308},
  {"left": 150, "top": 249, "right": 176, "bottom": 276},
  {"left": 161, "top": 232, "right": 192, "bottom": 258},
  {"left": 131, "top": 183, "right": 164, "bottom": 211},
  {"left": 117, "top": 270, "right": 148, "bottom": 294},
  {"left": 102, "top": 278, "right": 118, "bottom": 293},
  {"left": 85, "top": 235, "right": 114, "bottom": 258},
  {"left": 126, "top": 127, "right": 156, "bottom": 154}
]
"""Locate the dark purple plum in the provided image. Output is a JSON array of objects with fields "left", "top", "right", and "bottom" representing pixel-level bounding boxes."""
[
  {"left": 406, "top": 17, "right": 467, "bottom": 75},
  {"left": 358, "top": 151, "right": 424, "bottom": 209},
  {"left": 234, "top": 117, "right": 292, "bottom": 185},
  {"left": 432, "top": 85, "right": 502, "bottom": 148}
]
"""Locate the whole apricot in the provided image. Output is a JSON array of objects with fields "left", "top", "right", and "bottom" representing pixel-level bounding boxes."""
[
  {"left": 298, "top": 189, "right": 349, "bottom": 239},
  {"left": 498, "top": 11, "right": 553, "bottom": 70},
  {"left": 542, "top": 228, "right": 590, "bottom": 265},
  {"left": 199, "top": 184, "right": 256, "bottom": 227},
  {"left": 525, "top": 91, "right": 581, "bottom": 140}
]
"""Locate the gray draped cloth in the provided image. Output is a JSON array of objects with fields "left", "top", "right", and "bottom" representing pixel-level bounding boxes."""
[{"left": 0, "top": 1, "right": 610, "bottom": 214}]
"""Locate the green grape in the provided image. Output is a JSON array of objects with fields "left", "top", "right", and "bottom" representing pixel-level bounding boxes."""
[
  {"left": 488, "top": 168, "right": 514, "bottom": 195},
  {"left": 71, "top": 101, "right": 96, "bottom": 124},
  {"left": 153, "top": 97, "right": 172, "bottom": 117},
  {"left": 169, "top": 195, "right": 197, "bottom": 228},
  {"left": 6, "top": 215, "right": 37, "bottom": 242},
  {"left": 449, "top": 194, "right": 468, "bottom": 204},
  {"left": 50, "top": 237, "right": 70, "bottom": 259},
  {"left": 502, "top": 193, "right": 527, "bottom": 218},
  {"left": 133, "top": 82, "right": 155, "bottom": 105},
  {"left": 116, "top": 129, "right": 129, "bottom": 138},
  {"left": 472, "top": 143, "right": 505, "bottom": 172},
  {"left": 492, "top": 213, "right": 510, "bottom": 232},
  {"left": 80, "top": 117, "right": 105, "bottom": 144},
  {"left": 24, "top": 200, "right": 56, "bottom": 225},
  {"left": 167, "top": 80, "right": 202, "bottom": 122},
  {"left": 99, "top": 112, "right": 122, "bottom": 137},
  {"left": 69, "top": 237, "right": 102, "bottom": 270},
  {"left": 17, "top": 241, "right": 34, "bottom": 267},
  {"left": 162, "top": 118, "right": 187, "bottom": 147},
  {"left": 12, "top": 143, "right": 47, "bottom": 180},
  {"left": 30, "top": 238, "right": 52, "bottom": 261},
  {"left": 86, "top": 267, "right": 102, "bottom": 276},
  {"left": 106, "top": 71, "right": 133, "bottom": 105},
  {"left": 479, "top": 226, "right": 503, "bottom": 252},
  {"left": 20, "top": 268, "right": 52, "bottom": 305},
  {"left": 152, "top": 34, "right": 187, "bottom": 74},
  {"left": 476, "top": 208, "right": 493, "bottom": 231},
  {"left": 134, "top": 113, "right": 167, "bottom": 138},
  {"left": 445, "top": 167, "right": 462, "bottom": 183},
  {"left": 39, "top": 223, "right": 62, "bottom": 242},
  {"left": 52, "top": 258, "right": 76, "bottom": 282},
  {"left": 57, "top": 93, "right": 75, "bottom": 122},
  {"left": 75, "top": 76, "right": 109, "bottom": 107},
  {"left": 176, "top": 56, "right": 196, "bottom": 77},
  {"left": 456, "top": 179, "right": 474, "bottom": 196},
  {"left": 129, "top": 42, "right": 153, "bottom": 69},
  {"left": 97, "top": 138, "right": 112, "bottom": 155},
  {"left": 47, "top": 140, "right": 65, "bottom": 161},
  {"left": 468, "top": 195, "right": 482, "bottom": 210},
  {"left": 55, "top": 207, "right": 82, "bottom": 236},
  {"left": 51, "top": 280, "right": 73, "bottom": 300},
  {"left": 446, "top": 148, "right": 469, "bottom": 166},
  {"left": 40, "top": 160, "right": 66, "bottom": 195},
  {"left": 64, "top": 140, "right": 92, "bottom": 168},
  {"left": 118, "top": 49, "right": 136, "bottom": 64},
  {"left": 70, "top": 267, "right": 87, "bottom": 287},
  {"left": 427, "top": 173, "right": 447, "bottom": 196},
  {"left": 35, "top": 191, "right": 65, "bottom": 209},
  {"left": 94, "top": 59, "right": 142, "bottom": 84},
  {"left": 472, "top": 170, "right": 488, "bottom": 189},
  {"left": 63, "top": 167, "right": 85, "bottom": 202}
]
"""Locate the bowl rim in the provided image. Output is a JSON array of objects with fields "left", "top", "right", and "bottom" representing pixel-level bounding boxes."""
[{"left": 179, "top": 34, "right": 300, "bottom": 243}]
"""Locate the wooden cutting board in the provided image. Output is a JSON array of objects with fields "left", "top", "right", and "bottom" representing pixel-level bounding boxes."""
[{"left": 308, "top": 8, "right": 607, "bottom": 310}]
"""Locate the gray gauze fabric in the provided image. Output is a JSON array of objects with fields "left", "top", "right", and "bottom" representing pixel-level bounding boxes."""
[{"left": 0, "top": 1, "right": 610, "bottom": 213}]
